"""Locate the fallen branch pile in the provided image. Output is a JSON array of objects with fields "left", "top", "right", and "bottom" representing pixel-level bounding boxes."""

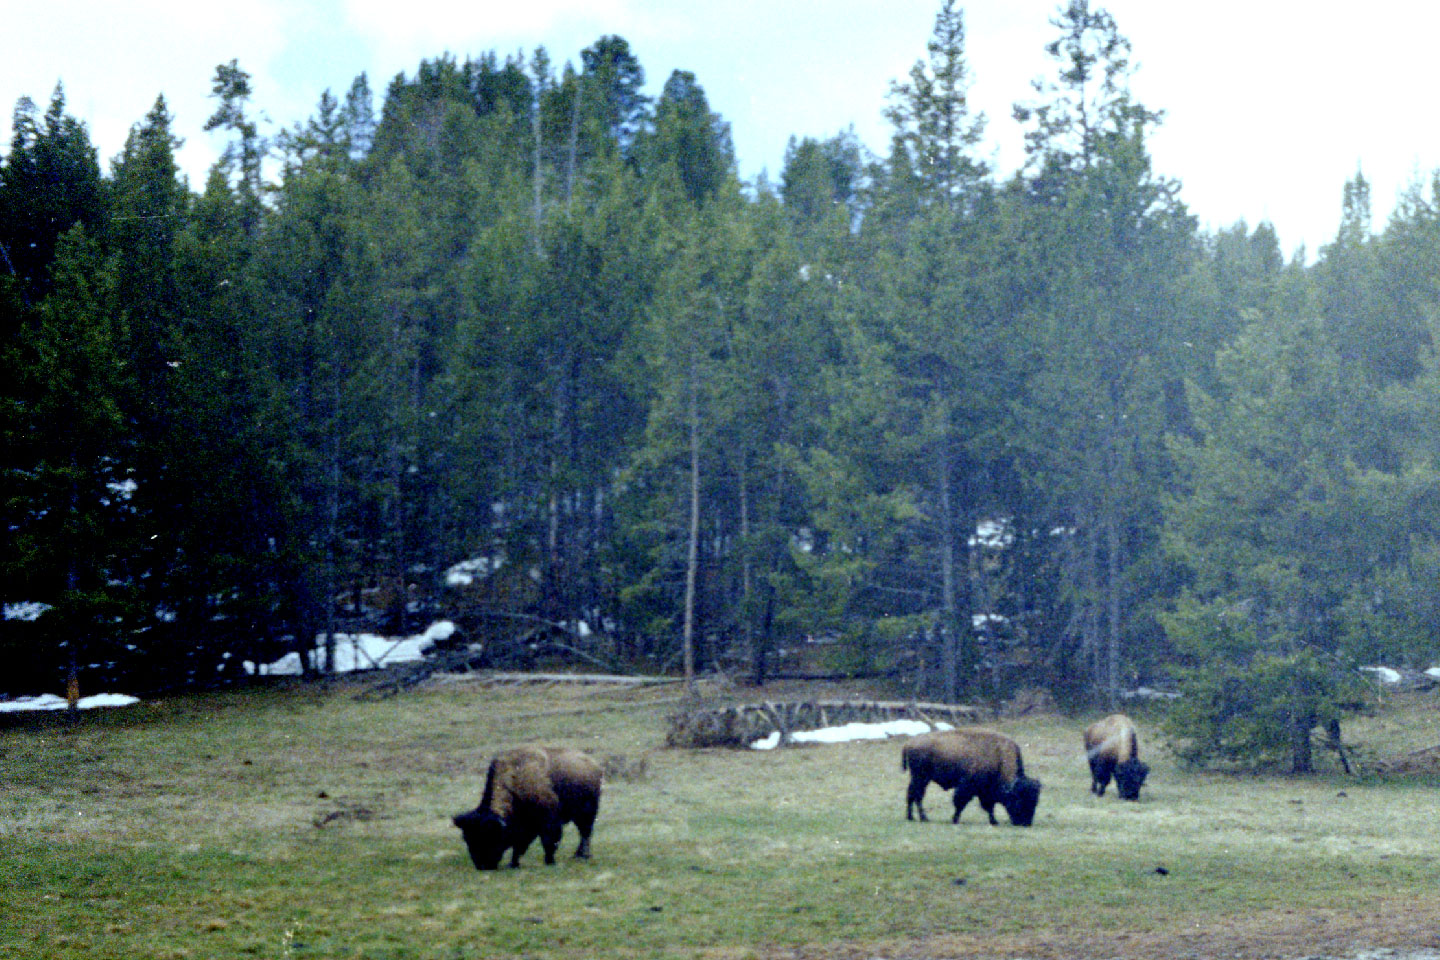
[
  {"left": 1373, "top": 742, "right": 1440, "bottom": 776},
  {"left": 358, "top": 661, "right": 682, "bottom": 699},
  {"left": 666, "top": 699, "right": 987, "bottom": 749}
]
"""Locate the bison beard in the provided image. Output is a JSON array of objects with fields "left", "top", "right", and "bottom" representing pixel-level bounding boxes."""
[
  {"left": 453, "top": 745, "right": 601, "bottom": 870},
  {"left": 902, "top": 729, "right": 1042, "bottom": 827}
]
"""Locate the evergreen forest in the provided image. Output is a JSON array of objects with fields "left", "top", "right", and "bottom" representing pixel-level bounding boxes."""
[{"left": 6, "top": 2, "right": 1440, "bottom": 771}]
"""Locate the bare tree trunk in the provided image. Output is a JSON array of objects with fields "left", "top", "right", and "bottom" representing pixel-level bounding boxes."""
[
  {"left": 1080, "top": 506, "right": 1101, "bottom": 692},
  {"left": 547, "top": 388, "right": 563, "bottom": 613},
  {"left": 738, "top": 459, "right": 756, "bottom": 679},
  {"left": 939, "top": 444, "right": 959, "bottom": 703},
  {"left": 682, "top": 369, "right": 701, "bottom": 696},
  {"left": 323, "top": 371, "right": 343, "bottom": 674},
  {"left": 1292, "top": 716, "right": 1315, "bottom": 773},
  {"left": 531, "top": 75, "right": 544, "bottom": 258},
  {"left": 324, "top": 435, "right": 339, "bottom": 674},
  {"left": 565, "top": 80, "right": 583, "bottom": 209},
  {"left": 1105, "top": 511, "right": 1120, "bottom": 706},
  {"left": 65, "top": 532, "right": 80, "bottom": 719},
  {"left": 1104, "top": 404, "right": 1122, "bottom": 708}
]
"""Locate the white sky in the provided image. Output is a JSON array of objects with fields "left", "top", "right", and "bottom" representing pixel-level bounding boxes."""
[{"left": 4, "top": 1, "right": 1438, "bottom": 260}]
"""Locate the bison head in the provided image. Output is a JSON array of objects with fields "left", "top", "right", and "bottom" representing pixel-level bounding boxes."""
[
  {"left": 1000, "top": 776, "right": 1042, "bottom": 827},
  {"left": 453, "top": 808, "right": 509, "bottom": 870},
  {"left": 1114, "top": 758, "right": 1149, "bottom": 801}
]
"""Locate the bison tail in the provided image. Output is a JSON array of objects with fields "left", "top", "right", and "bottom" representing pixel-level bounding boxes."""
[{"left": 900, "top": 747, "right": 909, "bottom": 772}]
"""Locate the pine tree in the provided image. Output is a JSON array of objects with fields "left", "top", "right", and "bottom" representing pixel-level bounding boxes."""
[
  {"left": 1164, "top": 313, "right": 1377, "bottom": 772},
  {"left": 205, "top": 60, "right": 266, "bottom": 235},
  {"left": 1013, "top": 0, "right": 1195, "bottom": 704},
  {"left": 580, "top": 35, "right": 649, "bottom": 155},
  {"left": 8, "top": 223, "right": 133, "bottom": 696},
  {"left": 1315, "top": 170, "right": 1429, "bottom": 385},
  {"left": 800, "top": 0, "right": 1003, "bottom": 701},
  {"left": 884, "top": 0, "right": 986, "bottom": 210},
  {"left": 637, "top": 71, "right": 734, "bottom": 206}
]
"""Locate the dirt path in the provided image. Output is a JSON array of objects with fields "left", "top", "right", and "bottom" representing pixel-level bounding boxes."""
[{"left": 751, "top": 898, "right": 1440, "bottom": 960}]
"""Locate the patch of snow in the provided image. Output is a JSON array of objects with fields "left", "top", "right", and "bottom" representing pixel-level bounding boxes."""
[
  {"left": 100, "top": 477, "right": 138, "bottom": 509},
  {"left": 248, "top": 651, "right": 304, "bottom": 676},
  {"left": 76, "top": 693, "right": 140, "bottom": 709},
  {"left": 445, "top": 556, "right": 502, "bottom": 587},
  {"left": 106, "top": 478, "right": 137, "bottom": 499},
  {"left": 972, "top": 613, "right": 1007, "bottom": 630},
  {"left": 1427, "top": 667, "right": 1440, "bottom": 680},
  {"left": 751, "top": 731, "right": 781, "bottom": 750},
  {"left": 1121, "top": 686, "right": 1180, "bottom": 701},
  {"left": 420, "top": 620, "right": 457, "bottom": 643},
  {"left": 969, "top": 518, "right": 1014, "bottom": 549},
  {"left": 1360, "top": 666, "right": 1403, "bottom": 685},
  {"left": 0, "top": 692, "right": 139, "bottom": 713},
  {"left": 3, "top": 601, "right": 51, "bottom": 621},
  {"left": 750, "top": 719, "right": 953, "bottom": 750},
  {"left": 244, "top": 621, "right": 452, "bottom": 675}
]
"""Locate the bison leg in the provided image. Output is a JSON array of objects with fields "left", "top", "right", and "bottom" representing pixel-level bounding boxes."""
[
  {"left": 573, "top": 800, "right": 598, "bottom": 859},
  {"left": 510, "top": 829, "right": 536, "bottom": 868},
  {"left": 951, "top": 789, "right": 974, "bottom": 824},
  {"left": 540, "top": 827, "right": 562, "bottom": 866},
  {"left": 1089, "top": 757, "right": 1111, "bottom": 796},
  {"left": 978, "top": 797, "right": 999, "bottom": 825},
  {"left": 906, "top": 775, "right": 929, "bottom": 822}
]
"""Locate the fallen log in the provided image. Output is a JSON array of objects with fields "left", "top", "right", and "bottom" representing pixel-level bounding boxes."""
[
  {"left": 665, "top": 699, "right": 988, "bottom": 749},
  {"left": 478, "top": 671, "right": 684, "bottom": 687}
]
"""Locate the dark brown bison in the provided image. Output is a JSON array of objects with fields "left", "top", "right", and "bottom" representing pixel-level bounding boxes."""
[
  {"left": 452, "top": 745, "right": 602, "bottom": 870},
  {"left": 901, "top": 728, "right": 1041, "bottom": 827},
  {"left": 1083, "top": 714, "right": 1148, "bottom": 801}
]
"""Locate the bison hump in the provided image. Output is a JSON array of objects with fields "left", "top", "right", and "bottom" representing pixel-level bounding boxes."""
[{"left": 486, "top": 746, "right": 560, "bottom": 820}]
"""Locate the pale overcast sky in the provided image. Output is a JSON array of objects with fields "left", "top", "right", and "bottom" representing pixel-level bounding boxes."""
[{"left": 5, "top": 1, "right": 1438, "bottom": 259}]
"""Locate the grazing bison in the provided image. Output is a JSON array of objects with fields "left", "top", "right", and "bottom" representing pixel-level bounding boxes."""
[
  {"left": 1083, "top": 714, "right": 1148, "bottom": 801},
  {"left": 452, "top": 745, "right": 602, "bottom": 870},
  {"left": 901, "top": 728, "right": 1042, "bottom": 827}
]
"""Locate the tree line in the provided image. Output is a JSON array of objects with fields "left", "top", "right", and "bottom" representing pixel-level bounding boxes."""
[{"left": 5, "top": 1, "right": 1440, "bottom": 771}]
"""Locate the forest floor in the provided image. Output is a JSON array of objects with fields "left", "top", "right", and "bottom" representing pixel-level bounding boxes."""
[{"left": 1, "top": 674, "right": 1437, "bottom": 959}]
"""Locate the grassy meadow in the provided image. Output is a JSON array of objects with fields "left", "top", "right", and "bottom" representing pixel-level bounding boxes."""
[{"left": 2, "top": 677, "right": 1439, "bottom": 960}]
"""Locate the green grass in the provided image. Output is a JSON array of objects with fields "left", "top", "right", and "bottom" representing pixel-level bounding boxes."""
[{"left": 2, "top": 680, "right": 1438, "bottom": 959}]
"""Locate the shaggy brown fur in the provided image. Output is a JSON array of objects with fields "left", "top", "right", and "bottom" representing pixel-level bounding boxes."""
[
  {"left": 901, "top": 728, "right": 1041, "bottom": 827},
  {"left": 453, "top": 745, "right": 602, "bottom": 870},
  {"left": 1084, "top": 714, "right": 1149, "bottom": 800}
]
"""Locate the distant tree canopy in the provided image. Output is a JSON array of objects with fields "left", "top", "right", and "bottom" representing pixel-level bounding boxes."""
[{"left": 4, "top": 11, "right": 1440, "bottom": 772}]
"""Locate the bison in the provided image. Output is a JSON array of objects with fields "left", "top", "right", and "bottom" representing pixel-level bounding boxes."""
[
  {"left": 452, "top": 745, "right": 602, "bottom": 870},
  {"left": 901, "top": 728, "right": 1042, "bottom": 827},
  {"left": 1083, "top": 714, "right": 1148, "bottom": 801}
]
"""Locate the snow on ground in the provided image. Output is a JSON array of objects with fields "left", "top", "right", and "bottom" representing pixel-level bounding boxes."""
[
  {"left": 0, "top": 692, "right": 140, "bottom": 713},
  {"left": 243, "top": 620, "right": 457, "bottom": 676},
  {"left": 751, "top": 718, "right": 953, "bottom": 750},
  {"left": 445, "top": 556, "right": 503, "bottom": 587},
  {"left": 3, "top": 601, "right": 52, "bottom": 621},
  {"left": 1122, "top": 686, "right": 1181, "bottom": 701},
  {"left": 1362, "top": 666, "right": 1405, "bottom": 684},
  {"left": 0, "top": 621, "right": 460, "bottom": 713}
]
